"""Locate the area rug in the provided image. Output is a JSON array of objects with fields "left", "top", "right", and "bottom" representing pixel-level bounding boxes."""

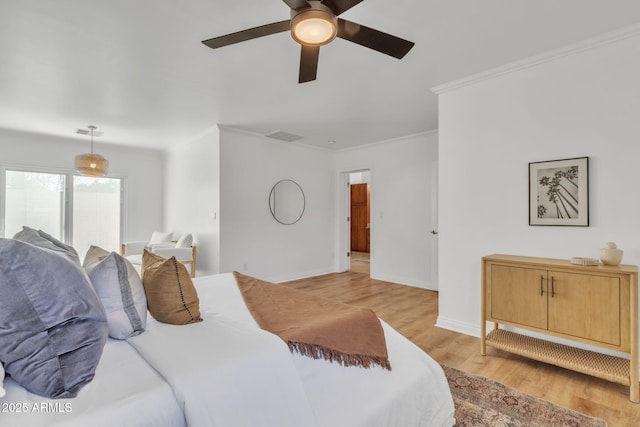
[{"left": 442, "top": 365, "right": 607, "bottom": 427}]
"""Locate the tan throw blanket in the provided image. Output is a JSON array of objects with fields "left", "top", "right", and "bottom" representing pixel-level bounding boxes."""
[{"left": 233, "top": 272, "right": 391, "bottom": 370}]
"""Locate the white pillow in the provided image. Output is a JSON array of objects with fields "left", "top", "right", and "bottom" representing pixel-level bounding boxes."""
[
  {"left": 0, "top": 362, "right": 5, "bottom": 398},
  {"left": 83, "top": 245, "right": 110, "bottom": 269},
  {"left": 149, "top": 231, "right": 173, "bottom": 245},
  {"left": 176, "top": 233, "right": 193, "bottom": 248},
  {"left": 85, "top": 247, "right": 147, "bottom": 340}
]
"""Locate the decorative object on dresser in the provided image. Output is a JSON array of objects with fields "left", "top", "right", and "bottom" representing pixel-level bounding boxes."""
[
  {"left": 600, "top": 241, "right": 624, "bottom": 266},
  {"left": 528, "top": 157, "right": 589, "bottom": 226},
  {"left": 569, "top": 257, "right": 599, "bottom": 266},
  {"left": 481, "top": 254, "right": 638, "bottom": 402}
]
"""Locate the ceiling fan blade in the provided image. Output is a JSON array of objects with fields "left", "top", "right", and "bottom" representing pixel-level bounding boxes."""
[
  {"left": 321, "top": 0, "right": 365, "bottom": 16},
  {"left": 282, "top": 0, "right": 311, "bottom": 10},
  {"left": 337, "top": 18, "right": 414, "bottom": 59},
  {"left": 202, "top": 20, "right": 291, "bottom": 49},
  {"left": 299, "top": 45, "right": 320, "bottom": 83}
]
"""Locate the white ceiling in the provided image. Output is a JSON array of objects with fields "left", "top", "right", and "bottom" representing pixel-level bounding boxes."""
[{"left": 1, "top": 0, "right": 639, "bottom": 151}]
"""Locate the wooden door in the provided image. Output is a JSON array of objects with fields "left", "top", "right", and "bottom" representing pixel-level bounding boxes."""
[
  {"left": 548, "top": 271, "right": 621, "bottom": 346},
  {"left": 350, "top": 183, "right": 370, "bottom": 253},
  {"left": 490, "top": 265, "right": 548, "bottom": 330}
]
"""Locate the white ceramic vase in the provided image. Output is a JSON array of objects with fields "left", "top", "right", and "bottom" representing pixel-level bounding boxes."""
[{"left": 599, "top": 242, "right": 623, "bottom": 266}]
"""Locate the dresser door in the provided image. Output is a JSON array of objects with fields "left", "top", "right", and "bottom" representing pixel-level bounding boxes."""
[
  {"left": 547, "top": 271, "right": 621, "bottom": 346},
  {"left": 490, "top": 265, "right": 548, "bottom": 330}
]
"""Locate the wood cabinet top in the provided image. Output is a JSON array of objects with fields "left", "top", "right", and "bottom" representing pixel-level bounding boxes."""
[{"left": 483, "top": 254, "right": 638, "bottom": 274}]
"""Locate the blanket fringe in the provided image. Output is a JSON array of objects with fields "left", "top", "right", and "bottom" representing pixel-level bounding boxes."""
[{"left": 288, "top": 341, "right": 391, "bottom": 371}]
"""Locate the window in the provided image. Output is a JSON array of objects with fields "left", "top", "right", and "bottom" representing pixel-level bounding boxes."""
[
  {"left": 3, "top": 169, "right": 123, "bottom": 259},
  {"left": 5, "top": 170, "right": 66, "bottom": 240},
  {"left": 73, "top": 176, "right": 121, "bottom": 258}
]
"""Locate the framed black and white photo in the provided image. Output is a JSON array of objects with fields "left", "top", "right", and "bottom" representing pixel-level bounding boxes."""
[{"left": 529, "top": 157, "right": 589, "bottom": 226}]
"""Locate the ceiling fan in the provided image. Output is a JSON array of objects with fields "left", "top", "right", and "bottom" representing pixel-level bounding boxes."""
[{"left": 201, "top": 0, "right": 415, "bottom": 83}]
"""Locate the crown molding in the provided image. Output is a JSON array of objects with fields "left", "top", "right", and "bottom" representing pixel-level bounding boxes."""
[
  {"left": 335, "top": 129, "right": 438, "bottom": 154},
  {"left": 431, "top": 23, "right": 640, "bottom": 95}
]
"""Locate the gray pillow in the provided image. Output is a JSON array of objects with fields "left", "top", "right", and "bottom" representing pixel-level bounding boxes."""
[
  {"left": 0, "top": 238, "right": 108, "bottom": 399},
  {"left": 12, "top": 226, "right": 81, "bottom": 265},
  {"left": 84, "top": 246, "right": 147, "bottom": 340}
]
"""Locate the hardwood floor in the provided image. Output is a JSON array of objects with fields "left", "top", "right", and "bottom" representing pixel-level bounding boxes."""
[
  {"left": 349, "top": 251, "right": 370, "bottom": 275},
  {"left": 282, "top": 271, "right": 640, "bottom": 427}
]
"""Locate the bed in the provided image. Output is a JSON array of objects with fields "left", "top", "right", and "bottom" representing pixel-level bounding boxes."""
[{"left": 1, "top": 236, "right": 455, "bottom": 427}]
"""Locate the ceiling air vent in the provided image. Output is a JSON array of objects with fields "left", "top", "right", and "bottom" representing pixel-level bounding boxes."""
[{"left": 265, "top": 130, "right": 303, "bottom": 142}]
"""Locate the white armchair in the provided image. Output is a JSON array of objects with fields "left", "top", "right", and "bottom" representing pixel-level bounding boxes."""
[{"left": 121, "top": 232, "right": 196, "bottom": 278}]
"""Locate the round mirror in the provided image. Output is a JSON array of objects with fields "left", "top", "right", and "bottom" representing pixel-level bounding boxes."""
[{"left": 269, "top": 179, "right": 305, "bottom": 225}]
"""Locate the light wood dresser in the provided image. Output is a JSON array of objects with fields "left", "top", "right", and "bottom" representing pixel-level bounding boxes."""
[{"left": 481, "top": 254, "right": 639, "bottom": 402}]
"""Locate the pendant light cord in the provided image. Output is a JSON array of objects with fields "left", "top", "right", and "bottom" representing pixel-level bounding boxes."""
[{"left": 88, "top": 125, "right": 96, "bottom": 154}]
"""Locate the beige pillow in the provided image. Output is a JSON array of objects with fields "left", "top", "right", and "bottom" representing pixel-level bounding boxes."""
[{"left": 141, "top": 250, "right": 202, "bottom": 325}]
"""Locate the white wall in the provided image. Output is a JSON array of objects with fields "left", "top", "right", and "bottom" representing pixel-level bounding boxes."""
[
  {"left": 218, "top": 127, "right": 335, "bottom": 282},
  {"left": 435, "top": 29, "right": 640, "bottom": 347},
  {"left": 0, "top": 128, "right": 165, "bottom": 246},
  {"left": 349, "top": 170, "right": 370, "bottom": 184},
  {"left": 334, "top": 132, "right": 439, "bottom": 289},
  {"left": 164, "top": 127, "right": 220, "bottom": 276}
]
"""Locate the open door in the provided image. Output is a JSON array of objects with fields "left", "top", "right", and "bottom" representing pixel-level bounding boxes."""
[
  {"left": 340, "top": 170, "right": 371, "bottom": 274},
  {"left": 350, "top": 183, "right": 370, "bottom": 253}
]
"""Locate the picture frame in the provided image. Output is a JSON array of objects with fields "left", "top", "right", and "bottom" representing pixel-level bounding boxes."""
[{"left": 529, "top": 157, "right": 589, "bottom": 226}]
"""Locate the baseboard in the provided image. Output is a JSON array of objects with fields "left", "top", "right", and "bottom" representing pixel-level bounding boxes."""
[
  {"left": 269, "top": 268, "right": 335, "bottom": 284},
  {"left": 371, "top": 273, "right": 435, "bottom": 290},
  {"left": 436, "top": 315, "right": 480, "bottom": 338}
]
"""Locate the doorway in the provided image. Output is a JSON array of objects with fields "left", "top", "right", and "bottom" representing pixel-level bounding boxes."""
[{"left": 348, "top": 171, "right": 370, "bottom": 275}]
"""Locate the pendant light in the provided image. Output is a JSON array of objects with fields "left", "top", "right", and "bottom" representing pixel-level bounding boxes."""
[{"left": 75, "top": 125, "right": 109, "bottom": 177}]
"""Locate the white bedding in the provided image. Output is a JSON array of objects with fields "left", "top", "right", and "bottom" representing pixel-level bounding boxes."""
[
  {"left": 2, "top": 273, "right": 455, "bottom": 427},
  {"left": 1, "top": 339, "right": 184, "bottom": 427},
  {"left": 127, "top": 305, "right": 317, "bottom": 427},
  {"left": 132, "top": 273, "right": 455, "bottom": 427}
]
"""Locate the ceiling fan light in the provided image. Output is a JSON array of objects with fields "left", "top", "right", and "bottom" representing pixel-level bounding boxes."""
[
  {"left": 291, "top": 8, "right": 337, "bottom": 46},
  {"left": 75, "top": 153, "right": 109, "bottom": 177}
]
